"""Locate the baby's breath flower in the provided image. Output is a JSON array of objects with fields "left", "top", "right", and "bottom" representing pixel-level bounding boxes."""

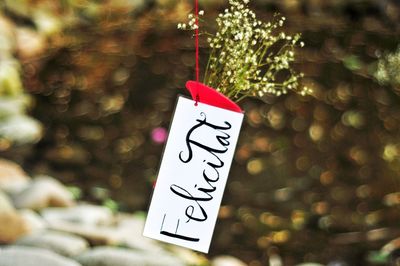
[
  {"left": 177, "top": 11, "right": 202, "bottom": 31},
  {"left": 178, "top": 0, "right": 308, "bottom": 101},
  {"left": 203, "top": 0, "right": 308, "bottom": 101}
]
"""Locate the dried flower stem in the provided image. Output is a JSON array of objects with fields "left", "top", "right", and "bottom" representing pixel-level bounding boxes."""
[{"left": 179, "top": 0, "right": 312, "bottom": 102}]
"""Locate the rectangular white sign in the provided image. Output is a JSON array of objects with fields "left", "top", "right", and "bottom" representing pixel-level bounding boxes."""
[{"left": 143, "top": 96, "right": 243, "bottom": 253}]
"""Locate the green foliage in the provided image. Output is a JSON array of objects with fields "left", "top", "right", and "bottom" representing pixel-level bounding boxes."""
[
  {"left": 67, "top": 186, "right": 82, "bottom": 200},
  {"left": 103, "top": 199, "right": 119, "bottom": 212},
  {"left": 367, "top": 251, "right": 389, "bottom": 264},
  {"left": 343, "top": 55, "right": 363, "bottom": 71}
]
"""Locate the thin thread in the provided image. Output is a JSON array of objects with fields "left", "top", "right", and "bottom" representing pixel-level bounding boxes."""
[
  {"left": 195, "top": 0, "right": 199, "bottom": 83},
  {"left": 193, "top": 0, "right": 200, "bottom": 106}
]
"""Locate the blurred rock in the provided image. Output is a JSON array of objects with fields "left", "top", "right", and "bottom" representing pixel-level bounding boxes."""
[
  {"left": 44, "top": 212, "right": 150, "bottom": 247},
  {"left": 42, "top": 205, "right": 115, "bottom": 245},
  {"left": 0, "top": 59, "right": 42, "bottom": 145},
  {"left": 46, "top": 221, "right": 119, "bottom": 246},
  {"left": 211, "top": 255, "right": 247, "bottom": 266},
  {"left": 0, "top": 95, "right": 31, "bottom": 118},
  {"left": 0, "top": 14, "right": 16, "bottom": 54},
  {"left": 15, "top": 28, "right": 46, "bottom": 59},
  {"left": 0, "top": 212, "right": 28, "bottom": 243},
  {"left": 0, "top": 190, "right": 15, "bottom": 214},
  {"left": 0, "top": 60, "right": 23, "bottom": 97},
  {"left": 269, "top": 254, "right": 283, "bottom": 266},
  {"left": 114, "top": 215, "right": 206, "bottom": 264},
  {"left": 15, "top": 231, "right": 88, "bottom": 257},
  {"left": 18, "top": 209, "right": 47, "bottom": 232},
  {"left": 32, "top": 10, "right": 62, "bottom": 36},
  {"left": 0, "top": 115, "right": 42, "bottom": 145},
  {"left": 76, "top": 247, "right": 185, "bottom": 266},
  {"left": 13, "top": 176, "right": 74, "bottom": 210},
  {"left": 114, "top": 213, "right": 164, "bottom": 252},
  {"left": 0, "top": 191, "right": 29, "bottom": 243},
  {"left": 42, "top": 204, "right": 112, "bottom": 226},
  {"left": 0, "top": 158, "right": 30, "bottom": 194},
  {"left": 168, "top": 246, "right": 209, "bottom": 266},
  {"left": 0, "top": 246, "right": 81, "bottom": 266}
]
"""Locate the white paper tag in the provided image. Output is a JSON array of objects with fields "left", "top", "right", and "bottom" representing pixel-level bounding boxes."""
[{"left": 143, "top": 96, "right": 243, "bottom": 253}]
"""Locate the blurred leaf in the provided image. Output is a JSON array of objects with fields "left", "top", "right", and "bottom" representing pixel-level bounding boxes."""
[
  {"left": 134, "top": 211, "right": 147, "bottom": 219},
  {"left": 367, "top": 251, "right": 389, "bottom": 264},
  {"left": 90, "top": 187, "right": 110, "bottom": 201},
  {"left": 103, "top": 199, "right": 119, "bottom": 212},
  {"left": 343, "top": 55, "right": 363, "bottom": 71},
  {"left": 67, "top": 186, "right": 82, "bottom": 200}
]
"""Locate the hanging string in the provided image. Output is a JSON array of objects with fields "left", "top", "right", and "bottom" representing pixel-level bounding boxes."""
[
  {"left": 195, "top": 0, "right": 199, "bottom": 83},
  {"left": 193, "top": 0, "right": 200, "bottom": 106}
]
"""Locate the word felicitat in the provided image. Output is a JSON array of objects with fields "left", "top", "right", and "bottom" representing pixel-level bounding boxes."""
[{"left": 143, "top": 81, "right": 243, "bottom": 253}]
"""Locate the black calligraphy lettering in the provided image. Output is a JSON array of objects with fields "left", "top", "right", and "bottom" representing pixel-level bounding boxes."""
[
  {"left": 162, "top": 111, "right": 235, "bottom": 243},
  {"left": 179, "top": 112, "right": 232, "bottom": 163},
  {"left": 160, "top": 214, "right": 200, "bottom": 242}
]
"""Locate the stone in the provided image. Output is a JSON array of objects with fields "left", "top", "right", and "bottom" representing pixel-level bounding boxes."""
[
  {"left": 15, "top": 231, "right": 88, "bottom": 257},
  {"left": 18, "top": 209, "right": 47, "bottom": 232},
  {"left": 0, "top": 190, "right": 14, "bottom": 214},
  {"left": 0, "top": 211, "right": 28, "bottom": 244},
  {"left": 42, "top": 205, "right": 116, "bottom": 245},
  {"left": 0, "top": 115, "right": 43, "bottom": 145},
  {"left": 15, "top": 27, "right": 46, "bottom": 59},
  {"left": 211, "top": 256, "right": 247, "bottom": 266},
  {"left": 0, "top": 158, "right": 30, "bottom": 194},
  {"left": 114, "top": 213, "right": 164, "bottom": 253},
  {"left": 46, "top": 222, "right": 119, "bottom": 246},
  {"left": 269, "top": 254, "right": 283, "bottom": 266},
  {"left": 76, "top": 247, "right": 185, "bottom": 266},
  {"left": 168, "top": 246, "right": 209, "bottom": 265},
  {"left": 0, "top": 191, "right": 29, "bottom": 243},
  {"left": 0, "top": 14, "right": 16, "bottom": 54},
  {"left": 12, "top": 176, "right": 74, "bottom": 210},
  {"left": 0, "top": 95, "right": 30, "bottom": 118},
  {"left": 0, "top": 246, "right": 81, "bottom": 266},
  {"left": 42, "top": 204, "right": 113, "bottom": 226},
  {"left": 44, "top": 214, "right": 148, "bottom": 247}
]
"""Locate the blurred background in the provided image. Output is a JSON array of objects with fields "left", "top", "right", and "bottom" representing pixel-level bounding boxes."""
[{"left": 1, "top": 0, "right": 400, "bottom": 265}]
